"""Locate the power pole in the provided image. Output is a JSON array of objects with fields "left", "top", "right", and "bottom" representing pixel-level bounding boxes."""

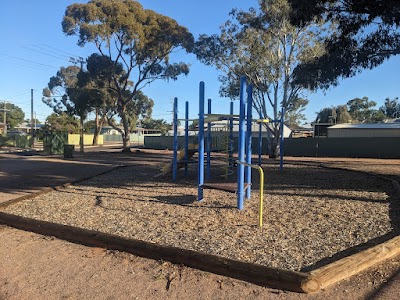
[
  {"left": 31, "top": 89, "right": 34, "bottom": 146},
  {"left": 0, "top": 100, "right": 10, "bottom": 135},
  {"left": 69, "top": 56, "right": 85, "bottom": 70},
  {"left": 3, "top": 101, "right": 6, "bottom": 135}
]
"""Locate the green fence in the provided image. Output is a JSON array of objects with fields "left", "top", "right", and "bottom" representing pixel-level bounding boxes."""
[
  {"left": 144, "top": 136, "right": 400, "bottom": 158},
  {"left": 43, "top": 131, "right": 68, "bottom": 155},
  {"left": 103, "top": 133, "right": 155, "bottom": 144},
  {"left": 0, "top": 135, "right": 31, "bottom": 148}
]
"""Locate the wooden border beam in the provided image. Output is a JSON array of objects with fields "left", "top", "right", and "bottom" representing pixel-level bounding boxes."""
[{"left": 0, "top": 212, "right": 312, "bottom": 293}]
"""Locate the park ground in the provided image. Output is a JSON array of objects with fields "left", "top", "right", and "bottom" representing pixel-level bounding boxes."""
[{"left": 1, "top": 146, "right": 400, "bottom": 299}]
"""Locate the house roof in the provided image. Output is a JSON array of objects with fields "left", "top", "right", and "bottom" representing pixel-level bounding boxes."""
[
  {"left": 329, "top": 123, "right": 400, "bottom": 130},
  {"left": 14, "top": 122, "right": 45, "bottom": 129}
]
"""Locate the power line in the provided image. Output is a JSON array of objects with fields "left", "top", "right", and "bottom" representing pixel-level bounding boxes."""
[
  {"left": 30, "top": 44, "right": 71, "bottom": 60},
  {"left": 2, "top": 91, "right": 32, "bottom": 100},
  {"left": 0, "top": 53, "right": 58, "bottom": 69},
  {"left": 21, "top": 45, "right": 70, "bottom": 62},
  {"left": 42, "top": 43, "right": 80, "bottom": 58}
]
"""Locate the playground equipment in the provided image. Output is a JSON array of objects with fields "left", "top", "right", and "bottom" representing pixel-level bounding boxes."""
[
  {"left": 236, "top": 160, "right": 264, "bottom": 227},
  {"left": 167, "top": 76, "right": 286, "bottom": 226},
  {"left": 160, "top": 143, "right": 196, "bottom": 175},
  {"left": 197, "top": 76, "right": 263, "bottom": 211}
]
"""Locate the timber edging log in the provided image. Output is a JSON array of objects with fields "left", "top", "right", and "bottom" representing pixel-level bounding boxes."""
[
  {"left": 0, "top": 211, "right": 314, "bottom": 293},
  {"left": 301, "top": 235, "right": 400, "bottom": 292},
  {"left": 2, "top": 211, "right": 400, "bottom": 293}
]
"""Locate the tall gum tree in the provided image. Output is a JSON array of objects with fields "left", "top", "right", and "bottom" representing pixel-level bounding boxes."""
[
  {"left": 195, "top": 0, "right": 327, "bottom": 157},
  {"left": 62, "top": 0, "right": 194, "bottom": 150},
  {"left": 288, "top": 0, "right": 400, "bottom": 90},
  {"left": 43, "top": 65, "right": 92, "bottom": 152}
]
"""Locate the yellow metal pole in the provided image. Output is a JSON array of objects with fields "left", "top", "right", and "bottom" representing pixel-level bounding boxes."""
[
  {"left": 258, "top": 166, "right": 264, "bottom": 227},
  {"left": 236, "top": 161, "right": 265, "bottom": 227}
]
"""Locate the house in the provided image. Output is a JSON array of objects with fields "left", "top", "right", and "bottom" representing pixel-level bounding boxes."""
[
  {"left": 204, "top": 120, "right": 292, "bottom": 138},
  {"left": 327, "top": 122, "right": 400, "bottom": 138},
  {"left": 0, "top": 122, "right": 6, "bottom": 134},
  {"left": 13, "top": 122, "right": 45, "bottom": 134},
  {"left": 311, "top": 122, "right": 335, "bottom": 137},
  {"left": 289, "top": 123, "right": 313, "bottom": 138},
  {"left": 100, "top": 126, "right": 161, "bottom": 136}
]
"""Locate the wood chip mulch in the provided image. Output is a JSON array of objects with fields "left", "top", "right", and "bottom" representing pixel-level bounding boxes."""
[{"left": 2, "top": 158, "right": 398, "bottom": 272}]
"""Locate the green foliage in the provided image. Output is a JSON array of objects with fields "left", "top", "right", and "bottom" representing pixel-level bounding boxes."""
[
  {"left": 347, "top": 97, "right": 381, "bottom": 123},
  {"left": 284, "top": 97, "right": 309, "bottom": 126},
  {"left": 316, "top": 105, "right": 352, "bottom": 124},
  {"left": 84, "top": 120, "right": 97, "bottom": 133},
  {"left": 125, "top": 91, "right": 154, "bottom": 131},
  {"left": 42, "top": 65, "right": 91, "bottom": 119},
  {"left": 195, "top": 0, "right": 326, "bottom": 157},
  {"left": 0, "top": 103, "right": 25, "bottom": 129},
  {"left": 289, "top": 0, "right": 400, "bottom": 90},
  {"left": 141, "top": 118, "right": 171, "bottom": 135},
  {"left": 45, "top": 112, "right": 80, "bottom": 133},
  {"left": 62, "top": 0, "right": 194, "bottom": 148},
  {"left": 380, "top": 97, "right": 400, "bottom": 118},
  {"left": 316, "top": 96, "right": 392, "bottom": 124}
]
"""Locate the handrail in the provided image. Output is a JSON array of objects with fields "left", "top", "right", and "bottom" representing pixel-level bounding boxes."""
[{"left": 236, "top": 160, "right": 265, "bottom": 227}]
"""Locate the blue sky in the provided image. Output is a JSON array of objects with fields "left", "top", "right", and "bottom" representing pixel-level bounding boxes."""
[{"left": 0, "top": 0, "right": 399, "bottom": 124}]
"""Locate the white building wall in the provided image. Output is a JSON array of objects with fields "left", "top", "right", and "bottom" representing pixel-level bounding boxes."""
[{"left": 328, "top": 129, "right": 400, "bottom": 138}]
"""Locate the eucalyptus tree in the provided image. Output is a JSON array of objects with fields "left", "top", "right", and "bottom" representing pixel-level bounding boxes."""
[
  {"left": 42, "top": 65, "right": 92, "bottom": 151},
  {"left": 346, "top": 97, "right": 379, "bottom": 123},
  {"left": 288, "top": 0, "right": 400, "bottom": 90},
  {"left": 315, "top": 105, "right": 352, "bottom": 124},
  {"left": 45, "top": 112, "right": 80, "bottom": 133},
  {"left": 0, "top": 103, "right": 25, "bottom": 130},
  {"left": 380, "top": 97, "right": 400, "bottom": 119},
  {"left": 78, "top": 53, "right": 154, "bottom": 145},
  {"left": 78, "top": 53, "right": 122, "bottom": 145},
  {"left": 62, "top": 0, "right": 194, "bottom": 150},
  {"left": 195, "top": 0, "right": 327, "bottom": 157}
]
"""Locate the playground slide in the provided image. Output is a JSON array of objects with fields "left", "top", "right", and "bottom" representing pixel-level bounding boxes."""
[{"left": 160, "top": 144, "right": 197, "bottom": 175}]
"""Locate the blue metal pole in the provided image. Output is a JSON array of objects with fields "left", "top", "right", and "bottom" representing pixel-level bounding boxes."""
[
  {"left": 172, "top": 97, "right": 178, "bottom": 181},
  {"left": 184, "top": 101, "right": 189, "bottom": 176},
  {"left": 237, "top": 76, "right": 247, "bottom": 210},
  {"left": 245, "top": 84, "right": 253, "bottom": 199},
  {"left": 258, "top": 113, "right": 262, "bottom": 166},
  {"left": 206, "top": 98, "right": 212, "bottom": 180},
  {"left": 279, "top": 106, "right": 285, "bottom": 173},
  {"left": 229, "top": 101, "right": 234, "bottom": 173},
  {"left": 198, "top": 82, "right": 205, "bottom": 201}
]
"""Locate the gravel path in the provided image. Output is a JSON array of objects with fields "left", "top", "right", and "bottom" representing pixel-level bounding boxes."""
[{"left": 2, "top": 157, "right": 398, "bottom": 272}]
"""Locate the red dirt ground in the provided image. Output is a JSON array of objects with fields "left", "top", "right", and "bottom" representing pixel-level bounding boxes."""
[{"left": 1, "top": 149, "right": 400, "bottom": 299}]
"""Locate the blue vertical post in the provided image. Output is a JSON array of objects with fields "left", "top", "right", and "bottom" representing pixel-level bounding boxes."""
[
  {"left": 258, "top": 113, "right": 262, "bottom": 166},
  {"left": 206, "top": 98, "right": 212, "bottom": 180},
  {"left": 198, "top": 82, "right": 205, "bottom": 201},
  {"left": 184, "top": 101, "right": 189, "bottom": 176},
  {"left": 237, "top": 76, "right": 247, "bottom": 210},
  {"left": 172, "top": 97, "right": 178, "bottom": 181},
  {"left": 245, "top": 84, "right": 253, "bottom": 199},
  {"left": 229, "top": 101, "right": 234, "bottom": 172},
  {"left": 279, "top": 106, "right": 285, "bottom": 173}
]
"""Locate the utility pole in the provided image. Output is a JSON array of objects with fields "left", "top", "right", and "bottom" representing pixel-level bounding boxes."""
[
  {"left": 0, "top": 100, "right": 10, "bottom": 135},
  {"left": 69, "top": 56, "right": 85, "bottom": 70},
  {"left": 3, "top": 101, "right": 6, "bottom": 135},
  {"left": 31, "top": 89, "right": 34, "bottom": 146}
]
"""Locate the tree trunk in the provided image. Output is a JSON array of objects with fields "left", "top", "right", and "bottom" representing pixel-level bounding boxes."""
[
  {"left": 120, "top": 110, "right": 131, "bottom": 152},
  {"left": 92, "top": 110, "right": 105, "bottom": 146},
  {"left": 268, "top": 125, "right": 280, "bottom": 159},
  {"left": 79, "top": 116, "right": 84, "bottom": 153}
]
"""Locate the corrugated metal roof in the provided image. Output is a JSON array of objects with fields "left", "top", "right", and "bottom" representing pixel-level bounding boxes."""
[{"left": 329, "top": 123, "right": 400, "bottom": 129}]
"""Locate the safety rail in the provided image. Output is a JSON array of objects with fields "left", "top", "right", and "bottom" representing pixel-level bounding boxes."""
[{"left": 236, "top": 160, "right": 265, "bottom": 227}]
